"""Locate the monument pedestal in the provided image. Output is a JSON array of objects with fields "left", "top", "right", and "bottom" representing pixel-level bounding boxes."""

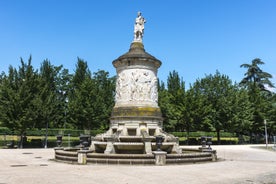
[{"left": 153, "top": 151, "right": 167, "bottom": 166}]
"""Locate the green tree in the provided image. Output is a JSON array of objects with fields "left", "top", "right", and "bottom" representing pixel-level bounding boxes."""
[
  {"left": 68, "top": 58, "right": 115, "bottom": 131},
  {"left": 158, "top": 80, "right": 173, "bottom": 131},
  {"left": 71, "top": 58, "right": 91, "bottom": 91},
  {"left": 185, "top": 84, "right": 209, "bottom": 133},
  {"left": 34, "top": 60, "right": 64, "bottom": 147},
  {"left": 34, "top": 60, "right": 61, "bottom": 128},
  {"left": 229, "top": 86, "right": 253, "bottom": 138},
  {"left": 68, "top": 70, "right": 115, "bottom": 130},
  {"left": 266, "top": 93, "right": 276, "bottom": 139},
  {"left": 93, "top": 70, "right": 115, "bottom": 130},
  {"left": 55, "top": 68, "right": 72, "bottom": 129},
  {"left": 69, "top": 77, "right": 100, "bottom": 130},
  {"left": 166, "top": 71, "right": 186, "bottom": 132},
  {"left": 167, "top": 70, "right": 185, "bottom": 98},
  {"left": 0, "top": 56, "right": 39, "bottom": 148},
  {"left": 240, "top": 58, "right": 274, "bottom": 92},
  {"left": 68, "top": 58, "right": 92, "bottom": 130},
  {"left": 240, "top": 58, "right": 275, "bottom": 142},
  {"left": 193, "top": 71, "right": 235, "bottom": 144}
]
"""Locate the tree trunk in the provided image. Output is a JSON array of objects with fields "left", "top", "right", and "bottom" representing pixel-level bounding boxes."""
[
  {"left": 216, "top": 129, "right": 221, "bottom": 145},
  {"left": 19, "top": 134, "right": 23, "bottom": 149},
  {"left": 249, "top": 132, "right": 253, "bottom": 144}
]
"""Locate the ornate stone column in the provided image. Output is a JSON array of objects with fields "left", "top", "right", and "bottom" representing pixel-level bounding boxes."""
[{"left": 110, "top": 41, "right": 163, "bottom": 136}]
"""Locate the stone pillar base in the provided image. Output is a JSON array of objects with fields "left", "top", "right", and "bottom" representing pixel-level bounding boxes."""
[
  {"left": 211, "top": 150, "right": 217, "bottom": 161},
  {"left": 104, "top": 141, "right": 115, "bottom": 154},
  {"left": 78, "top": 150, "right": 92, "bottom": 164},
  {"left": 153, "top": 151, "right": 167, "bottom": 166},
  {"left": 144, "top": 140, "right": 152, "bottom": 154}
]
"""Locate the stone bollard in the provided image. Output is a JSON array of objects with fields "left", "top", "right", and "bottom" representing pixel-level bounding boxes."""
[
  {"left": 211, "top": 150, "right": 217, "bottom": 161},
  {"left": 153, "top": 151, "right": 167, "bottom": 166},
  {"left": 78, "top": 150, "right": 92, "bottom": 165}
]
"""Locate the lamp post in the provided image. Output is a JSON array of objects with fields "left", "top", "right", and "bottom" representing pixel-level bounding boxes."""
[{"left": 264, "top": 119, "right": 268, "bottom": 149}]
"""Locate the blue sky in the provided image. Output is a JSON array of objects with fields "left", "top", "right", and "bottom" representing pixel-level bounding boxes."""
[{"left": 0, "top": 0, "right": 275, "bottom": 90}]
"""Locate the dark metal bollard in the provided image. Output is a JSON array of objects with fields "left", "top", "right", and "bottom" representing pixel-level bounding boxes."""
[
  {"left": 155, "top": 135, "right": 164, "bottom": 151},
  {"left": 56, "top": 135, "right": 62, "bottom": 147}
]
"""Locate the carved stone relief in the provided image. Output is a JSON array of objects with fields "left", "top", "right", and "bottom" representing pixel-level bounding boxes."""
[{"left": 115, "top": 69, "right": 158, "bottom": 104}]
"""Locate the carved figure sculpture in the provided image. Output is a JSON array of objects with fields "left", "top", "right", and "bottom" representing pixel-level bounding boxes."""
[{"left": 134, "top": 11, "right": 146, "bottom": 42}]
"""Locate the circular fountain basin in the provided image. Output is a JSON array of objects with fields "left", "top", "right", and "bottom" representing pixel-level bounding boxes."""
[{"left": 54, "top": 147, "right": 216, "bottom": 165}]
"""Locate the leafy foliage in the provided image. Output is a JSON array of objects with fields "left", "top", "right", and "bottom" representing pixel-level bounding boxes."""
[
  {"left": 68, "top": 59, "right": 115, "bottom": 130},
  {"left": 0, "top": 56, "right": 275, "bottom": 146},
  {"left": 240, "top": 58, "right": 275, "bottom": 141}
]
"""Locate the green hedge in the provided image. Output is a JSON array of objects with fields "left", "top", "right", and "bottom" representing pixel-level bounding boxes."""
[
  {"left": 171, "top": 131, "right": 236, "bottom": 138},
  {"left": 25, "top": 128, "right": 104, "bottom": 137},
  {"left": 178, "top": 137, "right": 239, "bottom": 145}
]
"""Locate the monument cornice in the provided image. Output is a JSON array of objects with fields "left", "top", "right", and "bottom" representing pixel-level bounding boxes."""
[{"left": 112, "top": 42, "right": 162, "bottom": 69}]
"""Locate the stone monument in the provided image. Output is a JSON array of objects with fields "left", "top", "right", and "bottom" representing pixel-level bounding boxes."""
[
  {"left": 91, "top": 11, "right": 180, "bottom": 154},
  {"left": 55, "top": 12, "right": 217, "bottom": 165}
]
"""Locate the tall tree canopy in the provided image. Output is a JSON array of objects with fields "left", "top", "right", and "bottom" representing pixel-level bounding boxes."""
[
  {"left": 0, "top": 56, "right": 39, "bottom": 147},
  {"left": 240, "top": 58, "right": 275, "bottom": 141},
  {"left": 0, "top": 55, "right": 275, "bottom": 145},
  {"left": 68, "top": 58, "right": 115, "bottom": 130},
  {"left": 193, "top": 71, "right": 237, "bottom": 143},
  {"left": 240, "top": 58, "right": 274, "bottom": 92}
]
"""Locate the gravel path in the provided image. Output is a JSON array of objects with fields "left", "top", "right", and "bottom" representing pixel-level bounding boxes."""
[{"left": 0, "top": 145, "right": 275, "bottom": 184}]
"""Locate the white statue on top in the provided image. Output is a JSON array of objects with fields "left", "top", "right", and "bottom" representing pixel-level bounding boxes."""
[{"left": 134, "top": 11, "right": 146, "bottom": 42}]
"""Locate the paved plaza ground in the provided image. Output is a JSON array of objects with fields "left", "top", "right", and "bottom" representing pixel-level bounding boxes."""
[{"left": 0, "top": 145, "right": 276, "bottom": 184}]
